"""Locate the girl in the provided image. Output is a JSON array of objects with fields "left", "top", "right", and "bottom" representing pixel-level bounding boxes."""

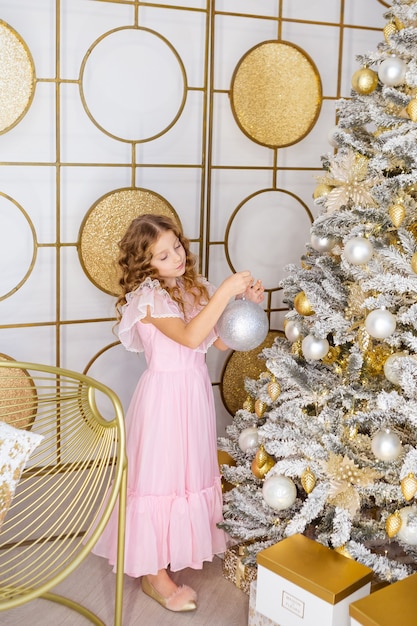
[{"left": 93, "top": 213, "right": 264, "bottom": 613}]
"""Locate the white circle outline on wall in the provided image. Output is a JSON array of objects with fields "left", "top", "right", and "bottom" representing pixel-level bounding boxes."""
[{"left": 79, "top": 26, "right": 187, "bottom": 143}]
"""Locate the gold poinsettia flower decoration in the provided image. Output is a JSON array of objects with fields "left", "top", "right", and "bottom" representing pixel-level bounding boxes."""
[
  {"left": 317, "top": 150, "right": 381, "bottom": 213},
  {"left": 322, "top": 452, "right": 381, "bottom": 517}
]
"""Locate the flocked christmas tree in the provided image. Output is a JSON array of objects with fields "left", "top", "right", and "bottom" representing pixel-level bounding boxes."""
[{"left": 219, "top": 0, "right": 417, "bottom": 582}]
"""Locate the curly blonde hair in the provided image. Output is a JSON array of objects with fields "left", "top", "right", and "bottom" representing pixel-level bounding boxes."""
[{"left": 115, "top": 213, "right": 210, "bottom": 321}]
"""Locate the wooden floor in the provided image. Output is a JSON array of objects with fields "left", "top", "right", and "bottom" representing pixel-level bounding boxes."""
[{"left": 1, "top": 553, "right": 250, "bottom": 625}]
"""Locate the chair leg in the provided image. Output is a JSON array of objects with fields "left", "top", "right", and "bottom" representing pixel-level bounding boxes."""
[{"left": 114, "top": 461, "right": 127, "bottom": 626}]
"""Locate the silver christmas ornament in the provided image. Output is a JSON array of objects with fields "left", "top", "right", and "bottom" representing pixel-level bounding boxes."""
[
  {"left": 310, "top": 233, "right": 336, "bottom": 253},
  {"left": 378, "top": 56, "right": 407, "bottom": 86},
  {"left": 301, "top": 334, "right": 329, "bottom": 360},
  {"left": 365, "top": 308, "right": 396, "bottom": 339},
  {"left": 343, "top": 236, "right": 373, "bottom": 265},
  {"left": 217, "top": 299, "right": 268, "bottom": 352},
  {"left": 262, "top": 474, "right": 297, "bottom": 510},
  {"left": 371, "top": 428, "right": 402, "bottom": 461},
  {"left": 238, "top": 426, "right": 259, "bottom": 452},
  {"left": 284, "top": 320, "right": 302, "bottom": 343},
  {"left": 397, "top": 506, "right": 417, "bottom": 545}
]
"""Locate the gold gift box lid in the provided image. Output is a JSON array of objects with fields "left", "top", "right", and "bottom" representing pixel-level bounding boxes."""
[
  {"left": 349, "top": 571, "right": 417, "bottom": 626},
  {"left": 256, "top": 534, "right": 373, "bottom": 605}
]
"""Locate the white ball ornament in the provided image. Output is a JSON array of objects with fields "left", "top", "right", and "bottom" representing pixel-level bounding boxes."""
[
  {"left": 371, "top": 428, "right": 402, "bottom": 461},
  {"left": 217, "top": 299, "right": 269, "bottom": 352},
  {"left": 365, "top": 308, "right": 396, "bottom": 339},
  {"left": 238, "top": 426, "right": 259, "bottom": 453},
  {"left": 310, "top": 233, "right": 337, "bottom": 253},
  {"left": 301, "top": 335, "right": 330, "bottom": 360},
  {"left": 344, "top": 237, "right": 373, "bottom": 265},
  {"left": 384, "top": 352, "right": 407, "bottom": 385},
  {"left": 262, "top": 474, "right": 297, "bottom": 511},
  {"left": 397, "top": 506, "right": 417, "bottom": 545},
  {"left": 284, "top": 320, "right": 302, "bottom": 343},
  {"left": 378, "top": 56, "right": 407, "bottom": 86},
  {"left": 327, "top": 125, "right": 339, "bottom": 147}
]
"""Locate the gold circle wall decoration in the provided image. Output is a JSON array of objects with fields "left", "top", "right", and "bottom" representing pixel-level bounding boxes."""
[
  {"left": 221, "top": 331, "right": 281, "bottom": 416},
  {"left": 0, "top": 21, "right": 35, "bottom": 134},
  {"left": 0, "top": 354, "right": 37, "bottom": 430},
  {"left": 78, "top": 187, "right": 181, "bottom": 296},
  {"left": 230, "top": 40, "right": 322, "bottom": 148}
]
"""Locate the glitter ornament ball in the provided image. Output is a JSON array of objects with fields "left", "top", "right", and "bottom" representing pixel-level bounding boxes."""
[
  {"left": 301, "top": 334, "right": 329, "bottom": 360},
  {"left": 294, "top": 291, "right": 314, "bottom": 316},
  {"left": 365, "top": 308, "right": 396, "bottom": 339},
  {"left": 238, "top": 426, "right": 259, "bottom": 452},
  {"left": 344, "top": 236, "right": 373, "bottom": 265},
  {"left": 397, "top": 506, "right": 417, "bottom": 545},
  {"left": 217, "top": 299, "right": 268, "bottom": 352},
  {"left": 262, "top": 474, "right": 297, "bottom": 511},
  {"left": 378, "top": 56, "right": 407, "bottom": 86},
  {"left": 371, "top": 428, "right": 402, "bottom": 462},
  {"left": 351, "top": 67, "right": 378, "bottom": 94}
]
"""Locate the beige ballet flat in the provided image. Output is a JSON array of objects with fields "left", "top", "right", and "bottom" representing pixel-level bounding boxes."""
[{"left": 141, "top": 575, "right": 197, "bottom": 612}]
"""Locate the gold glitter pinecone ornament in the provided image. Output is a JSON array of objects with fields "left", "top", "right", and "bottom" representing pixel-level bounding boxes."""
[
  {"left": 386, "top": 510, "right": 402, "bottom": 538},
  {"left": 294, "top": 291, "right": 314, "bottom": 316},
  {"left": 301, "top": 467, "right": 316, "bottom": 494},
  {"left": 251, "top": 444, "right": 275, "bottom": 479},
  {"left": 389, "top": 201, "right": 406, "bottom": 227},
  {"left": 351, "top": 67, "right": 378, "bottom": 95},
  {"left": 254, "top": 398, "right": 267, "bottom": 419},
  {"left": 401, "top": 473, "right": 417, "bottom": 501},
  {"left": 267, "top": 376, "right": 281, "bottom": 402},
  {"left": 407, "top": 98, "right": 417, "bottom": 122},
  {"left": 243, "top": 395, "right": 255, "bottom": 412},
  {"left": 383, "top": 21, "right": 397, "bottom": 43},
  {"left": 411, "top": 252, "right": 417, "bottom": 274}
]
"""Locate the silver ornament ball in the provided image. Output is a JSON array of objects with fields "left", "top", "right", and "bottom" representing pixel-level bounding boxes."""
[
  {"left": 284, "top": 320, "right": 302, "bottom": 343},
  {"left": 238, "top": 426, "right": 259, "bottom": 452},
  {"left": 344, "top": 236, "right": 373, "bottom": 265},
  {"left": 378, "top": 56, "right": 407, "bottom": 86},
  {"left": 301, "top": 334, "right": 329, "bottom": 360},
  {"left": 217, "top": 299, "right": 269, "bottom": 352},
  {"left": 310, "top": 233, "right": 337, "bottom": 253},
  {"left": 371, "top": 428, "right": 402, "bottom": 461},
  {"left": 397, "top": 506, "right": 417, "bottom": 545},
  {"left": 384, "top": 352, "right": 406, "bottom": 385},
  {"left": 365, "top": 308, "right": 396, "bottom": 339},
  {"left": 262, "top": 474, "right": 297, "bottom": 511}
]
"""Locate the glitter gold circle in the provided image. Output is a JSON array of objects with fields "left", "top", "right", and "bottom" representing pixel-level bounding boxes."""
[
  {"left": 78, "top": 188, "right": 181, "bottom": 295},
  {"left": 0, "top": 21, "right": 35, "bottom": 134},
  {"left": 221, "top": 331, "right": 281, "bottom": 416},
  {"left": 230, "top": 40, "right": 322, "bottom": 148},
  {"left": 0, "top": 354, "right": 37, "bottom": 430}
]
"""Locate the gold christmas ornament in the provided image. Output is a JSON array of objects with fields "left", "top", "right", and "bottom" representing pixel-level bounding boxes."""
[
  {"left": 389, "top": 202, "right": 406, "bottom": 227},
  {"left": 394, "top": 17, "right": 405, "bottom": 30},
  {"left": 254, "top": 398, "right": 267, "bottom": 419},
  {"left": 313, "top": 183, "right": 333, "bottom": 199},
  {"left": 351, "top": 67, "right": 378, "bottom": 95},
  {"left": 383, "top": 22, "right": 397, "bottom": 43},
  {"left": 411, "top": 252, "right": 417, "bottom": 274},
  {"left": 407, "top": 98, "right": 417, "bottom": 122},
  {"left": 294, "top": 291, "right": 314, "bottom": 316},
  {"left": 243, "top": 395, "right": 255, "bottom": 412},
  {"left": 364, "top": 343, "right": 394, "bottom": 376},
  {"left": 251, "top": 444, "right": 275, "bottom": 479},
  {"left": 301, "top": 467, "right": 316, "bottom": 494},
  {"left": 321, "top": 345, "right": 341, "bottom": 365},
  {"left": 267, "top": 376, "right": 281, "bottom": 401},
  {"left": 401, "top": 473, "right": 417, "bottom": 501},
  {"left": 386, "top": 510, "right": 402, "bottom": 538}
]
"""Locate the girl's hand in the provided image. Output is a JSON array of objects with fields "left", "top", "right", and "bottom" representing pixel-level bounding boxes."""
[
  {"left": 241, "top": 279, "right": 264, "bottom": 303},
  {"left": 220, "top": 271, "right": 254, "bottom": 299}
]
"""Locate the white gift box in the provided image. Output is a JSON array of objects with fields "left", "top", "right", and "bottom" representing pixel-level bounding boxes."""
[
  {"left": 256, "top": 534, "right": 373, "bottom": 626},
  {"left": 350, "top": 571, "right": 417, "bottom": 626},
  {"left": 248, "top": 580, "right": 280, "bottom": 626}
]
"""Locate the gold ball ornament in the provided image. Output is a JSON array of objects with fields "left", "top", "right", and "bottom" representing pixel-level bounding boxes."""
[
  {"left": 294, "top": 291, "right": 314, "bottom": 316},
  {"left": 411, "top": 252, "right": 417, "bottom": 274},
  {"left": 401, "top": 473, "right": 417, "bottom": 501},
  {"left": 254, "top": 398, "right": 267, "bottom": 419},
  {"left": 389, "top": 202, "right": 406, "bottom": 227},
  {"left": 407, "top": 98, "right": 417, "bottom": 122},
  {"left": 243, "top": 395, "right": 255, "bottom": 412},
  {"left": 386, "top": 510, "right": 402, "bottom": 538},
  {"left": 251, "top": 444, "right": 275, "bottom": 479},
  {"left": 267, "top": 376, "right": 281, "bottom": 402},
  {"left": 301, "top": 467, "right": 316, "bottom": 494},
  {"left": 313, "top": 183, "right": 332, "bottom": 199},
  {"left": 351, "top": 67, "right": 378, "bottom": 95}
]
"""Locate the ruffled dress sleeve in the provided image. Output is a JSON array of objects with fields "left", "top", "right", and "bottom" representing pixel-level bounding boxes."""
[{"left": 118, "top": 278, "right": 181, "bottom": 353}]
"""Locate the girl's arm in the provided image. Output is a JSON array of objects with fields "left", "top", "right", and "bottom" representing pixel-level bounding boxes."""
[{"left": 144, "top": 271, "right": 254, "bottom": 349}]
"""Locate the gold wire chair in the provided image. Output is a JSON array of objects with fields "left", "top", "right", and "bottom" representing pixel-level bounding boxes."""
[{"left": 0, "top": 359, "right": 127, "bottom": 626}]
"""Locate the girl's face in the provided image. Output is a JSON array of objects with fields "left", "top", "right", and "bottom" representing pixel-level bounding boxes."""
[{"left": 150, "top": 229, "right": 186, "bottom": 287}]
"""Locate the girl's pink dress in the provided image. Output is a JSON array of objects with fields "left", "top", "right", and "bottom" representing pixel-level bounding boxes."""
[{"left": 92, "top": 277, "right": 227, "bottom": 577}]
